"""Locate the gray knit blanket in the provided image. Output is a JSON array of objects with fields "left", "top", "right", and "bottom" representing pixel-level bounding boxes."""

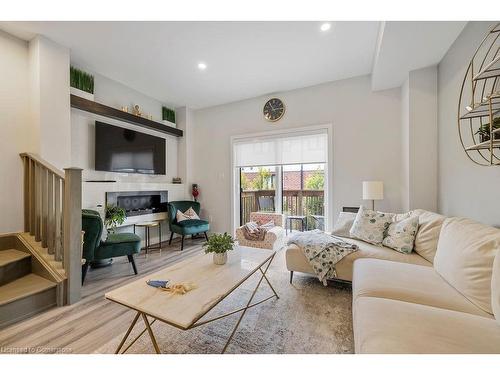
[{"left": 287, "top": 230, "right": 358, "bottom": 285}]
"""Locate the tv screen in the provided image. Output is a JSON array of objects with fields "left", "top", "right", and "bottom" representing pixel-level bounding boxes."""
[{"left": 95, "top": 121, "right": 166, "bottom": 175}]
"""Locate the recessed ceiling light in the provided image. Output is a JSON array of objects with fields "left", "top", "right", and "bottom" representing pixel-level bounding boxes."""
[
  {"left": 320, "top": 23, "right": 331, "bottom": 32},
  {"left": 198, "top": 62, "right": 207, "bottom": 70}
]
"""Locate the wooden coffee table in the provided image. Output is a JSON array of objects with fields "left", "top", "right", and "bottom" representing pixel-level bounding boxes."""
[{"left": 105, "top": 246, "right": 278, "bottom": 354}]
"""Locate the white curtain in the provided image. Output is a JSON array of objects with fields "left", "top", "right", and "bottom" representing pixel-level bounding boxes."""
[{"left": 233, "top": 129, "right": 328, "bottom": 167}]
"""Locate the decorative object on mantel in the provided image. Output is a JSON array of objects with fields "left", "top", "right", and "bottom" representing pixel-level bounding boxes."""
[
  {"left": 104, "top": 204, "right": 126, "bottom": 234},
  {"left": 362, "top": 181, "right": 383, "bottom": 210},
  {"left": 458, "top": 22, "right": 500, "bottom": 166},
  {"left": 172, "top": 177, "right": 182, "bottom": 184},
  {"left": 70, "top": 66, "right": 94, "bottom": 101},
  {"left": 192, "top": 183, "right": 200, "bottom": 201},
  {"left": 162, "top": 106, "right": 176, "bottom": 126},
  {"left": 203, "top": 232, "right": 235, "bottom": 265},
  {"left": 70, "top": 95, "right": 183, "bottom": 137}
]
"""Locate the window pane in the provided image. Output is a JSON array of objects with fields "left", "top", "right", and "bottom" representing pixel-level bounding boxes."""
[{"left": 240, "top": 166, "right": 276, "bottom": 225}]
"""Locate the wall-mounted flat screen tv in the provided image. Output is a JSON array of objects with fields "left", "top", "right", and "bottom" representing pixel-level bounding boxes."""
[{"left": 95, "top": 121, "right": 166, "bottom": 175}]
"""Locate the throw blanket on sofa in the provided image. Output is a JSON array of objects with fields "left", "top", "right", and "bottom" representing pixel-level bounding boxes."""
[{"left": 287, "top": 229, "right": 358, "bottom": 285}]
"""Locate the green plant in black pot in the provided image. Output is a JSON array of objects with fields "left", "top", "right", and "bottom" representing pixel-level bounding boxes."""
[
  {"left": 104, "top": 205, "right": 126, "bottom": 233},
  {"left": 70, "top": 66, "right": 94, "bottom": 94},
  {"left": 203, "top": 232, "right": 235, "bottom": 265},
  {"left": 475, "top": 117, "right": 500, "bottom": 142}
]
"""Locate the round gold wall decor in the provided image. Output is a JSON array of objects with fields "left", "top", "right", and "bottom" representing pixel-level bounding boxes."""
[{"left": 458, "top": 22, "right": 500, "bottom": 166}]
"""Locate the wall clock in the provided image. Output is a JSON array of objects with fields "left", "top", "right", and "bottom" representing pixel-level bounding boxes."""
[{"left": 263, "top": 98, "right": 285, "bottom": 122}]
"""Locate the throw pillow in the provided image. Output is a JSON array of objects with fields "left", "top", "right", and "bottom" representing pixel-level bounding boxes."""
[
  {"left": 382, "top": 216, "right": 419, "bottom": 254},
  {"left": 332, "top": 212, "right": 357, "bottom": 238},
  {"left": 245, "top": 221, "right": 259, "bottom": 232},
  {"left": 411, "top": 209, "right": 446, "bottom": 264},
  {"left": 349, "top": 206, "right": 394, "bottom": 245},
  {"left": 492, "top": 251, "right": 500, "bottom": 323},
  {"left": 259, "top": 220, "right": 275, "bottom": 230},
  {"left": 176, "top": 207, "right": 200, "bottom": 222}
]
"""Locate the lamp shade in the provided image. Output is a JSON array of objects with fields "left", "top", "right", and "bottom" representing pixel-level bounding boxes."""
[{"left": 363, "top": 181, "right": 384, "bottom": 200}]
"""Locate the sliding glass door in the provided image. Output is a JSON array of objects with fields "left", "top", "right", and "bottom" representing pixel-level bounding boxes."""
[{"left": 239, "top": 166, "right": 277, "bottom": 225}]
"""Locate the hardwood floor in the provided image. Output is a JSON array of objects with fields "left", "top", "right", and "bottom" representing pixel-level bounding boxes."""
[{"left": 0, "top": 237, "right": 205, "bottom": 354}]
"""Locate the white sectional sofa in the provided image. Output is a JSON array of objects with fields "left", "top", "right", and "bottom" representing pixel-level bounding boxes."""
[{"left": 285, "top": 209, "right": 500, "bottom": 353}]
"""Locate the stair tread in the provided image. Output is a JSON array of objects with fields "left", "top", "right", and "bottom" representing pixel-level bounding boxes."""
[
  {"left": 0, "top": 274, "right": 56, "bottom": 306},
  {"left": 0, "top": 249, "right": 31, "bottom": 267}
]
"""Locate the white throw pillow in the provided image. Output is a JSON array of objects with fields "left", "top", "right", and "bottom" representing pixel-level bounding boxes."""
[
  {"left": 259, "top": 220, "right": 275, "bottom": 230},
  {"left": 349, "top": 206, "right": 394, "bottom": 245},
  {"left": 176, "top": 207, "right": 200, "bottom": 222},
  {"left": 245, "top": 221, "right": 259, "bottom": 232},
  {"left": 412, "top": 209, "right": 446, "bottom": 263},
  {"left": 382, "top": 216, "right": 419, "bottom": 254},
  {"left": 332, "top": 212, "right": 356, "bottom": 238},
  {"left": 434, "top": 217, "right": 500, "bottom": 315}
]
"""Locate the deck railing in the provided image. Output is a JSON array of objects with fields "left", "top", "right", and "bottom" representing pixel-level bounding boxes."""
[
  {"left": 20, "top": 153, "right": 82, "bottom": 304},
  {"left": 240, "top": 189, "right": 324, "bottom": 229}
]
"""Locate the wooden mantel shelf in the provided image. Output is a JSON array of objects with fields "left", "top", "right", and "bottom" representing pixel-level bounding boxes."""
[{"left": 70, "top": 94, "right": 183, "bottom": 137}]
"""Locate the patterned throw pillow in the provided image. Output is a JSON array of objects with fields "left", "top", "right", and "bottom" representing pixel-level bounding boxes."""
[
  {"left": 332, "top": 212, "right": 357, "bottom": 238},
  {"left": 382, "top": 216, "right": 419, "bottom": 254},
  {"left": 349, "top": 206, "right": 394, "bottom": 245},
  {"left": 176, "top": 207, "right": 200, "bottom": 222}
]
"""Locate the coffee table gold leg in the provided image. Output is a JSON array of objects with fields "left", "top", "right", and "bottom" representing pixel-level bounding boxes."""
[
  {"left": 221, "top": 254, "right": 276, "bottom": 354},
  {"left": 115, "top": 311, "right": 141, "bottom": 354},
  {"left": 142, "top": 313, "right": 161, "bottom": 354},
  {"left": 259, "top": 255, "right": 279, "bottom": 299}
]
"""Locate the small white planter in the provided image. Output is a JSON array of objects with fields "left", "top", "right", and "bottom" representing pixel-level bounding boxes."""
[
  {"left": 213, "top": 252, "right": 227, "bottom": 265},
  {"left": 70, "top": 87, "right": 94, "bottom": 101}
]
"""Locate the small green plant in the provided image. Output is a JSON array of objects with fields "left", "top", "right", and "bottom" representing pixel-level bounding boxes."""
[
  {"left": 475, "top": 117, "right": 500, "bottom": 141},
  {"left": 162, "top": 106, "right": 176, "bottom": 123},
  {"left": 70, "top": 66, "right": 94, "bottom": 94},
  {"left": 104, "top": 205, "right": 126, "bottom": 233},
  {"left": 203, "top": 233, "right": 235, "bottom": 254}
]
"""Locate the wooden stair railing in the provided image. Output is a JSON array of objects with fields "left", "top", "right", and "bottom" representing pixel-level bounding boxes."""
[{"left": 20, "top": 153, "right": 83, "bottom": 304}]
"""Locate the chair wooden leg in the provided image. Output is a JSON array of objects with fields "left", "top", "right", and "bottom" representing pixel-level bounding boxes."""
[
  {"left": 81, "top": 262, "right": 89, "bottom": 284},
  {"left": 181, "top": 235, "right": 185, "bottom": 251},
  {"left": 128, "top": 255, "right": 138, "bottom": 275},
  {"left": 289, "top": 271, "right": 294, "bottom": 284},
  {"left": 168, "top": 231, "right": 174, "bottom": 245},
  {"left": 204, "top": 232, "right": 209, "bottom": 241}
]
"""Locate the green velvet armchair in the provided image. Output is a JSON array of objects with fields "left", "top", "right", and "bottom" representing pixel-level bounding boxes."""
[
  {"left": 81, "top": 209, "right": 142, "bottom": 283},
  {"left": 167, "top": 201, "right": 209, "bottom": 250}
]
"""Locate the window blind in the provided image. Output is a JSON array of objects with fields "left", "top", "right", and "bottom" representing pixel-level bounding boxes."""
[{"left": 233, "top": 129, "right": 328, "bottom": 167}]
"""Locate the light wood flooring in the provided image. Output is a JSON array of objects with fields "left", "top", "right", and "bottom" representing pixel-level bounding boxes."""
[{"left": 0, "top": 237, "right": 205, "bottom": 353}]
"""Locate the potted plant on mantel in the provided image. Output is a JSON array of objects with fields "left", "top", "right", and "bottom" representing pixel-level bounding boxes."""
[
  {"left": 475, "top": 117, "right": 500, "bottom": 143},
  {"left": 70, "top": 66, "right": 95, "bottom": 101},
  {"left": 104, "top": 205, "right": 126, "bottom": 234},
  {"left": 203, "top": 233, "right": 235, "bottom": 265}
]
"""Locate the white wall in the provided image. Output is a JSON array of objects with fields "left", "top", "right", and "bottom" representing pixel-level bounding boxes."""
[
  {"left": 401, "top": 66, "right": 438, "bottom": 212},
  {"left": 0, "top": 31, "right": 31, "bottom": 233},
  {"left": 438, "top": 21, "right": 499, "bottom": 226},
  {"left": 29, "top": 36, "right": 72, "bottom": 169},
  {"left": 193, "top": 75, "right": 402, "bottom": 233}
]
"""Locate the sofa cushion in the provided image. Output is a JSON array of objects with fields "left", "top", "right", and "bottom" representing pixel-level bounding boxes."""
[
  {"left": 434, "top": 217, "right": 500, "bottom": 315},
  {"left": 349, "top": 206, "right": 394, "bottom": 245},
  {"left": 352, "top": 258, "right": 492, "bottom": 317},
  {"left": 332, "top": 212, "right": 356, "bottom": 238},
  {"left": 382, "top": 216, "right": 419, "bottom": 254},
  {"left": 411, "top": 209, "right": 445, "bottom": 263},
  {"left": 492, "top": 251, "right": 500, "bottom": 323},
  {"left": 286, "top": 237, "right": 430, "bottom": 281},
  {"left": 353, "top": 296, "right": 500, "bottom": 354}
]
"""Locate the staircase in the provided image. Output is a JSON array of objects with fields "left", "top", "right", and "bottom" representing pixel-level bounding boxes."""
[
  {"left": 0, "top": 153, "right": 82, "bottom": 328},
  {"left": 0, "top": 234, "right": 59, "bottom": 329}
]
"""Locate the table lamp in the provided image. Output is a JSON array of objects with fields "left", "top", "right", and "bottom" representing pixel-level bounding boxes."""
[{"left": 362, "top": 181, "right": 384, "bottom": 210}]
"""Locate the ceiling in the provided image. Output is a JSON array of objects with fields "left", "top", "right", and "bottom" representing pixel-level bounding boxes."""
[{"left": 1, "top": 21, "right": 467, "bottom": 109}]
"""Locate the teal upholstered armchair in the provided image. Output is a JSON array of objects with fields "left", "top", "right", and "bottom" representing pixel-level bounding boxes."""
[
  {"left": 167, "top": 201, "right": 209, "bottom": 250},
  {"left": 81, "top": 209, "right": 142, "bottom": 283}
]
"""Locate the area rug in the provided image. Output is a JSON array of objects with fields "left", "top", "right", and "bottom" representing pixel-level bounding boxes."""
[{"left": 96, "top": 250, "right": 354, "bottom": 354}]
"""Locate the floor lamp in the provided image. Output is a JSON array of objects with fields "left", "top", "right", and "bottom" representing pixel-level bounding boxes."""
[{"left": 363, "top": 181, "right": 384, "bottom": 210}]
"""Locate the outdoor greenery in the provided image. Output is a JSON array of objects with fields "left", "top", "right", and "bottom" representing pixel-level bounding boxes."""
[
  {"left": 70, "top": 66, "right": 94, "bottom": 94},
  {"left": 305, "top": 168, "right": 325, "bottom": 190},
  {"left": 104, "top": 205, "right": 126, "bottom": 233},
  {"left": 162, "top": 106, "right": 176, "bottom": 123},
  {"left": 203, "top": 232, "right": 235, "bottom": 254},
  {"left": 241, "top": 167, "right": 274, "bottom": 190}
]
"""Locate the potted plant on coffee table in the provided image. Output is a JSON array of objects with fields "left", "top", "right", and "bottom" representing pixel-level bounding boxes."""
[{"left": 203, "top": 232, "right": 235, "bottom": 265}]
